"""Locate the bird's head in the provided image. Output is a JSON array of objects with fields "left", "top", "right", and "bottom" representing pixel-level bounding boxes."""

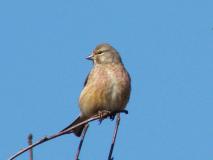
[{"left": 86, "top": 43, "right": 122, "bottom": 64}]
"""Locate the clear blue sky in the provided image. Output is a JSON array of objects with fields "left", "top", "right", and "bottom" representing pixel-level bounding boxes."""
[{"left": 0, "top": 0, "right": 212, "bottom": 160}]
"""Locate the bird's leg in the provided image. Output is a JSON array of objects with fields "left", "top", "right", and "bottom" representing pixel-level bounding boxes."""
[{"left": 98, "top": 110, "right": 111, "bottom": 124}]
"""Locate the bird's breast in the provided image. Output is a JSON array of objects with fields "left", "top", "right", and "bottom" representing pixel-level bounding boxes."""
[{"left": 79, "top": 64, "right": 130, "bottom": 117}]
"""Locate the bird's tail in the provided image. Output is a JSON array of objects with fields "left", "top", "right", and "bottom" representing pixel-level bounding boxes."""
[{"left": 61, "top": 116, "right": 86, "bottom": 137}]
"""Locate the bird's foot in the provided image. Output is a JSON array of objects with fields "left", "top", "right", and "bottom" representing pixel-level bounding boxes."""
[
  {"left": 110, "top": 110, "right": 128, "bottom": 121},
  {"left": 109, "top": 113, "right": 116, "bottom": 121},
  {"left": 98, "top": 110, "right": 111, "bottom": 124},
  {"left": 119, "top": 109, "right": 128, "bottom": 114}
]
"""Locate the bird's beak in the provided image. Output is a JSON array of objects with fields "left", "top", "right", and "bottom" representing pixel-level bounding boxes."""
[{"left": 86, "top": 53, "right": 94, "bottom": 60}]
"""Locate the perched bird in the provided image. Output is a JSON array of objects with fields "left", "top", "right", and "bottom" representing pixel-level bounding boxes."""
[{"left": 62, "top": 43, "right": 131, "bottom": 137}]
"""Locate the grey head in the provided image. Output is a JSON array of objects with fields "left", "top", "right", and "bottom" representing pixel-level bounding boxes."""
[{"left": 86, "top": 43, "right": 122, "bottom": 65}]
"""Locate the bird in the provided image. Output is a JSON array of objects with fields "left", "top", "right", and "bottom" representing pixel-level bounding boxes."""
[{"left": 61, "top": 43, "right": 131, "bottom": 137}]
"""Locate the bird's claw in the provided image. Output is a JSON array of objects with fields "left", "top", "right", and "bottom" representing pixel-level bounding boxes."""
[
  {"left": 120, "top": 109, "right": 128, "bottom": 114},
  {"left": 98, "top": 110, "right": 111, "bottom": 124},
  {"left": 109, "top": 113, "right": 116, "bottom": 120},
  {"left": 98, "top": 109, "right": 128, "bottom": 123}
]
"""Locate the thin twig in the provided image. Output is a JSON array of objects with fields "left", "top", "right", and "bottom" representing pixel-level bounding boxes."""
[
  {"left": 108, "top": 113, "right": 121, "bottom": 160},
  {"left": 28, "top": 134, "right": 33, "bottom": 160},
  {"left": 8, "top": 110, "right": 127, "bottom": 160},
  {"left": 75, "top": 124, "right": 89, "bottom": 160}
]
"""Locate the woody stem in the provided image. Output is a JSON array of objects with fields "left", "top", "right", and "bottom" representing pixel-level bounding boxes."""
[
  {"left": 75, "top": 124, "right": 89, "bottom": 160},
  {"left": 108, "top": 113, "right": 121, "bottom": 160}
]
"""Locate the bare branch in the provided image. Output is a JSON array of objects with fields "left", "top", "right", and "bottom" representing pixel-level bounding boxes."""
[
  {"left": 75, "top": 124, "right": 89, "bottom": 160},
  {"left": 108, "top": 113, "right": 121, "bottom": 160},
  {"left": 8, "top": 110, "right": 127, "bottom": 160},
  {"left": 28, "top": 134, "right": 33, "bottom": 160}
]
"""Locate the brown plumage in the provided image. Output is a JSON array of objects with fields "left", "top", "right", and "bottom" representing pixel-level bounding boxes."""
[{"left": 62, "top": 43, "right": 131, "bottom": 137}]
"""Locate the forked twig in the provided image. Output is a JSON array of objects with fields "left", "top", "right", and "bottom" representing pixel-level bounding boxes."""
[
  {"left": 9, "top": 110, "right": 127, "bottom": 160},
  {"left": 108, "top": 113, "right": 121, "bottom": 160},
  {"left": 75, "top": 124, "right": 89, "bottom": 160}
]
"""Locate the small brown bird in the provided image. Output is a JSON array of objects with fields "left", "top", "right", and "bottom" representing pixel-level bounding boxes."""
[{"left": 62, "top": 43, "right": 131, "bottom": 136}]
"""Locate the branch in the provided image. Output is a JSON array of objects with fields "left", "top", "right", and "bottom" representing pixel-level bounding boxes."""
[
  {"left": 108, "top": 113, "right": 121, "bottom": 160},
  {"left": 8, "top": 110, "right": 127, "bottom": 160},
  {"left": 28, "top": 134, "right": 33, "bottom": 160},
  {"left": 75, "top": 124, "right": 89, "bottom": 160}
]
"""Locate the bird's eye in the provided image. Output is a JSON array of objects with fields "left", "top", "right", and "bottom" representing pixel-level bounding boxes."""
[{"left": 96, "top": 50, "right": 103, "bottom": 55}]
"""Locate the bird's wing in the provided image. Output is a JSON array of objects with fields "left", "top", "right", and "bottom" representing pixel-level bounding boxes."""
[{"left": 83, "top": 73, "right": 90, "bottom": 86}]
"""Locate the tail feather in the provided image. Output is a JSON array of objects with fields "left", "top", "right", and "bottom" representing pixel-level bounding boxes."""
[{"left": 61, "top": 116, "right": 86, "bottom": 137}]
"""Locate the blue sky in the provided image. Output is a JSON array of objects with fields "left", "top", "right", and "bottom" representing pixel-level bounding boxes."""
[{"left": 0, "top": 0, "right": 213, "bottom": 160}]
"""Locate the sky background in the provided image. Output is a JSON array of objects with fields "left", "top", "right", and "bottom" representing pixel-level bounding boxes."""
[{"left": 0, "top": 0, "right": 213, "bottom": 160}]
